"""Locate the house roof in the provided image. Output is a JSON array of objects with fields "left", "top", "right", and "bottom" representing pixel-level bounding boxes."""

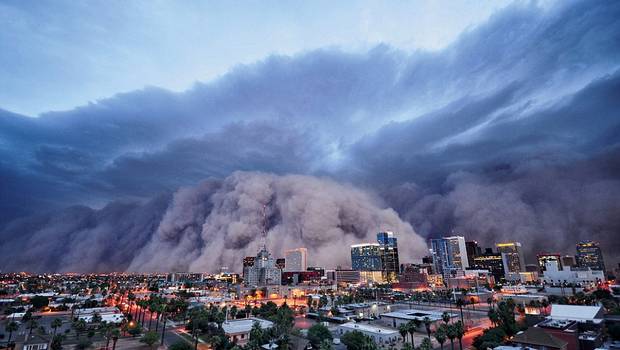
[
  {"left": 222, "top": 317, "right": 273, "bottom": 335},
  {"left": 550, "top": 304, "right": 604, "bottom": 322},
  {"left": 512, "top": 327, "right": 568, "bottom": 349}
]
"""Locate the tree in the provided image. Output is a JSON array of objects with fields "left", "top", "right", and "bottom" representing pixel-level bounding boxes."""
[
  {"left": 140, "top": 331, "right": 160, "bottom": 349},
  {"left": 434, "top": 325, "right": 447, "bottom": 350},
  {"left": 423, "top": 317, "right": 432, "bottom": 339},
  {"left": 455, "top": 299, "right": 465, "bottom": 324},
  {"left": 402, "top": 343, "right": 413, "bottom": 350},
  {"left": 446, "top": 324, "right": 457, "bottom": 350},
  {"left": 442, "top": 312, "right": 450, "bottom": 324},
  {"left": 341, "top": 331, "right": 377, "bottom": 350},
  {"left": 169, "top": 341, "right": 194, "bottom": 350},
  {"left": 74, "top": 319, "right": 87, "bottom": 339},
  {"left": 248, "top": 321, "right": 265, "bottom": 350},
  {"left": 5, "top": 321, "right": 18, "bottom": 345},
  {"left": 319, "top": 339, "right": 333, "bottom": 350},
  {"left": 51, "top": 335, "right": 64, "bottom": 350},
  {"left": 419, "top": 338, "right": 433, "bottom": 350},
  {"left": 454, "top": 321, "right": 465, "bottom": 350},
  {"left": 51, "top": 318, "right": 63, "bottom": 336},
  {"left": 27, "top": 319, "right": 38, "bottom": 337},
  {"left": 398, "top": 324, "right": 409, "bottom": 343},
  {"left": 308, "top": 323, "right": 332, "bottom": 348},
  {"left": 111, "top": 328, "right": 121, "bottom": 350}
]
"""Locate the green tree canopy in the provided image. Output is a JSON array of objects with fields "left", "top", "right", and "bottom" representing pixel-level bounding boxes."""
[{"left": 307, "top": 323, "right": 332, "bottom": 348}]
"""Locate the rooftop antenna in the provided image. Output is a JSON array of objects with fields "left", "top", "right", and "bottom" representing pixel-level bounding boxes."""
[{"left": 261, "top": 203, "right": 268, "bottom": 251}]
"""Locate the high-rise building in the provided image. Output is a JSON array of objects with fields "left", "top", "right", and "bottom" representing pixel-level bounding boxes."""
[
  {"left": 466, "top": 241, "right": 482, "bottom": 267},
  {"left": 351, "top": 243, "right": 382, "bottom": 271},
  {"left": 473, "top": 251, "right": 505, "bottom": 283},
  {"left": 275, "top": 258, "right": 286, "bottom": 270},
  {"left": 284, "top": 248, "right": 308, "bottom": 272},
  {"left": 243, "top": 245, "right": 282, "bottom": 286},
  {"left": 576, "top": 241, "right": 606, "bottom": 273},
  {"left": 537, "top": 253, "right": 562, "bottom": 273},
  {"left": 377, "top": 231, "right": 400, "bottom": 282},
  {"left": 496, "top": 242, "right": 525, "bottom": 277},
  {"left": 243, "top": 256, "right": 256, "bottom": 268},
  {"left": 431, "top": 236, "right": 469, "bottom": 278}
]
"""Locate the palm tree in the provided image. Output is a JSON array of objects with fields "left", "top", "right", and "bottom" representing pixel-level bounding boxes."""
[
  {"left": 406, "top": 320, "right": 417, "bottom": 348},
  {"left": 111, "top": 328, "right": 121, "bottom": 350},
  {"left": 488, "top": 309, "right": 500, "bottom": 327},
  {"left": 434, "top": 325, "right": 447, "bottom": 350},
  {"left": 442, "top": 311, "right": 451, "bottom": 324},
  {"left": 455, "top": 299, "right": 465, "bottom": 324},
  {"left": 454, "top": 321, "right": 465, "bottom": 350},
  {"left": 148, "top": 302, "right": 156, "bottom": 330},
  {"left": 423, "top": 317, "right": 432, "bottom": 339},
  {"left": 27, "top": 319, "right": 38, "bottom": 337},
  {"left": 51, "top": 318, "right": 63, "bottom": 336},
  {"left": 5, "top": 321, "right": 18, "bottom": 345},
  {"left": 446, "top": 324, "right": 457, "bottom": 350},
  {"left": 398, "top": 324, "right": 409, "bottom": 343}
]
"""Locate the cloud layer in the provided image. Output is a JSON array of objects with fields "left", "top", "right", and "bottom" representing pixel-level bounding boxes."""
[{"left": 0, "top": 1, "right": 619, "bottom": 271}]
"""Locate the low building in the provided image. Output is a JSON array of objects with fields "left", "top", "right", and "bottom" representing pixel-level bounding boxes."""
[
  {"left": 222, "top": 318, "right": 273, "bottom": 345},
  {"left": 321, "top": 302, "right": 391, "bottom": 319},
  {"left": 542, "top": 263, "right": 605, "bottom": 287},
  {"left": 336, "top": 322, "right": 400, "bottom": 345},
  {"left": 378, "top": 309, "right": 457, "bottom": 329},
  {"left": 511, "top": 327, "right": 568, "bottom": 350}
]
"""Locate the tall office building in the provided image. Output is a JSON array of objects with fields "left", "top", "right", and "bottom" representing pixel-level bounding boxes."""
[
  {"left": 473, "top": 251, "right": 505, "bottom": 283},
  {"left": 275, "top": 258, "right": 286, "bottom": 270},
  {"left": 284, "top": 248, "right": 308, "bottom": 272},
  {"left": 537, "top": 253, "right": 562, "bottom": 273},
  {"left": 576, "top": 241, "right": 606, "bottom": 273},
  {"left": 431, "top": 236, "right": 469, "bottom": 278},
  {"left": 243, "top": 256, "right": 256, "bottom": 268},
  {"left": 377, "top": 231, "right": 400, "bottom": 282},
  {"left": 351, "top": 243, "right": 382, "bottom": 271},
  {"left": 243, "top": 245, "right": 282, "bottom": 286},
  {"left": 496, "top": 242, "right": 525, "bottom": 276},
  {"left": 466, "top": 241, "right": 482, "bottom": 267}
]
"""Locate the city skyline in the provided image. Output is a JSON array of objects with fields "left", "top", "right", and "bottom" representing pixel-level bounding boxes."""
[{"left": 1, "top": 1, "right": 619, "bottom": 273}]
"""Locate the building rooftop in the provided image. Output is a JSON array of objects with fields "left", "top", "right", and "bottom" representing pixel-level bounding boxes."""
[
  {"left": 381, "top": 309, "right": 457, "bottom": 321},
  {"left": 339, "top": 322, "right": 398, "bottom": 335},
  {"left": 222, "top": 318, "right": 273, "bottom": 335},
  {"left": 550, "top": 304, "right": 604, "bottom": 323},
  {"left": 512, "top": 327, "right": 568, "bottom": 349}
]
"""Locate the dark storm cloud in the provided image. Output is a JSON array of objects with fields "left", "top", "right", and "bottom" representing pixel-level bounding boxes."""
[{"left": 0, "top": 0, "right": 619, "bottom": 271}]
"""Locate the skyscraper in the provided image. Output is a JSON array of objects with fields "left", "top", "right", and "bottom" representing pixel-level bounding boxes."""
[
  {"left": 496, "top": 242, "right": 525, "bottom": 277},
  {"left": 377, "top": 231, "right": 400, "bottom": 282},
  {"left": 431, "top": 236, "right": 469, "bottom": 278},
  {"left": 243, "top": 245, "right": 282, "bottom": 286},
  {"left": 284, "top": 248, "right": 308, "bottom": 272},
  {"left": 473, "top": 251, "right": 505, "bottom": 283},
  {"left": 351, "top": 243, "right": 382, "bottom": 271},
  {"left": 576, "top": 241, "right": 606, "bottom": 273},
  {"left": 466, "top": 240, "right": 482, "bottom": 267}
]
